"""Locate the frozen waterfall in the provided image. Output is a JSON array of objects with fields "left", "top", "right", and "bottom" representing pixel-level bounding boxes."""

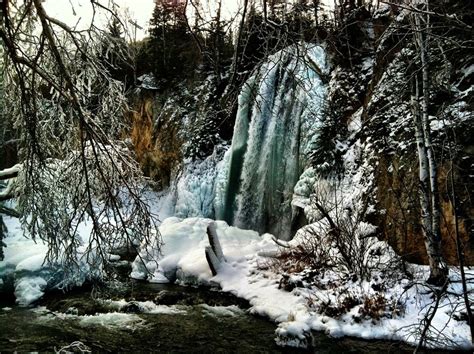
[{"left": 214, "top": 44, "right": 328, "bottom": 240}]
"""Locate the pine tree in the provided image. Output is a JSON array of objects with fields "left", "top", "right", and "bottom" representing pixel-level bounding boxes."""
[{"left": 148, "top": 0, "right": 200, "bottom": 86}]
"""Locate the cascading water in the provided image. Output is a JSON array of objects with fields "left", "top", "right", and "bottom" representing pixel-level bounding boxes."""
[
  {"left": 170, "top": 44, "right": 328, "bottom": 240},
  {"left": 214, "top": 44, "right": 329, "bottom": 240}
]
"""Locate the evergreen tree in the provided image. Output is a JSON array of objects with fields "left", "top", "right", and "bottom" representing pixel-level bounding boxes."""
[
  {"left": 100, "top": 17, "right": 135, "bottom": 88},
  {"left": 148, "top": 0, "right": 200, "bottom": 86}
]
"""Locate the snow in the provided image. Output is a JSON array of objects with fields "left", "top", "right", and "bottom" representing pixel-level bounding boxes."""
[
  {"left": 14, "top": 276, "right": 48, "bottom": 306},
  {"left": 1, "top": 191, "right": 165, "bottom": 306},
  {"left": 0, "top": 187, "right": 174, "bottom": 306},
  {"left": 461, "top": 64, "right": 474, "bottom": 77},
  {"left": 131, "top": 217, "right": 270, "bottom": 284},
  {"left": 0, "top": 164, "right": 21, "bottom": 178},
  {"left": 133, "top": 216, "right": 473, "bottom": 351},
  {"left": 137, "top": 74, "right": 159, "bottom": 90},
  {"left": 0, "top": 216, "right": 50, "bottom": 305},
  {"left": 15, "top": 254, "right": 47, "bottom": 272},
  {"left": 0, "top": 214, "right": 98, "bottom": 306}
]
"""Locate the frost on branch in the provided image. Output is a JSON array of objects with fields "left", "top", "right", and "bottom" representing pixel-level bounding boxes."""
[{"left": 0, "top": 1, "right": 160, "bottom": 279}]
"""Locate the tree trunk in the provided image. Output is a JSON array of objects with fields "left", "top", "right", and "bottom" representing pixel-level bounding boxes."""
[
  {"left": 229, "top": 0, "right": 249, "bottom": 87},
  {"left": 214, "top": 0, "right": 222, "bottom": 88},
  {"left": 412, "top": 3, "right": 447, "bottom": 284},
  {"left": 411, "top": 76, "right": 439, "bottom": 282}
]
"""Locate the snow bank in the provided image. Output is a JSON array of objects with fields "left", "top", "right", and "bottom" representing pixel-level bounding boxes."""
[
  {"left": 0, "top": 188, "right": 173, "bottom": 306},
  {"left": 131, "top": 217, "right": 275, "bottom": 284},
  {"left": 0, "top": 216, "right": 51, "bottom": 305},
  {"left": 0, "top": 214, "right": 106, "bottom": 306},
  {"left": 14, "top": 276, "right": 48, "bottom": 307},
  {"left": 0, "top": 214, "right": 100, "bottom": 306},
  {"left": 133, "top": 216, "right": 473, "bottom": 351}
]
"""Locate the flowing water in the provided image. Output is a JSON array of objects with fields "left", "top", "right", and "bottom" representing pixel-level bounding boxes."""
[
  {"left": 1, "top": 282, "right": 293, "bottom": 353},
  {"left": 0, "top": 281, "right": 456, "bottom": 353}
]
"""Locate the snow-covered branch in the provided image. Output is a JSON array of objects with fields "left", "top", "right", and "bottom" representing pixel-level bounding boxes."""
[{"left": 0, "top": 164, "right": 21, "bottom": 180}]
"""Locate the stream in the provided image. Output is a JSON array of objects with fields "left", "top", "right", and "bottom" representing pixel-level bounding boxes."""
[{"left": 0, "top": 281, "right": 460, "bottom": 353}]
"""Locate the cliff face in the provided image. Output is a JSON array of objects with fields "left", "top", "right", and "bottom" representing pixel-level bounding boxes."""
[
  {"left": 129, "top": 93, "right": 182, "bottom": 189},
  {"left": 131, "top": 2, "right": 473, "bottom": 264},
  {"left": 327, "top": 3, "right": 474, "bottom": 265}
]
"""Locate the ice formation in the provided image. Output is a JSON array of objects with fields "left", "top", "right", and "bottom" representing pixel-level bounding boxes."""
[{"left": 173, "top": 44, "right": 328, "bottom": 239}]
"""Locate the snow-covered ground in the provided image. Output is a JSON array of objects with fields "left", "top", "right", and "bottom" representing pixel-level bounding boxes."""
[
  {"left": 130, "top": 216, "right": 473, "bottom": 350},
  {"left": 0, "top": 215, "right": 92, "bottom": 306},
  {"left": 0, "top": 187, "right": 175, "bottom": 306},
  {"left": 1, "top": 211, "right": 472, "bottom": 350}
]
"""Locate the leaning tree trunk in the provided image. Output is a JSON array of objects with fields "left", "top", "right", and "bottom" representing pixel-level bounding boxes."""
[
  {"left": 412, "top": 3, "right": 447, "bottom": 285},
  {"left": 411, "top": 76, "right": 438, "bottom": 279}
]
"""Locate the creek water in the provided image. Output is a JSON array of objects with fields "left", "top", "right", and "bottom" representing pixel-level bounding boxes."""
[{"left": 0, "top": 282, "right": 453, "bottom": 353}]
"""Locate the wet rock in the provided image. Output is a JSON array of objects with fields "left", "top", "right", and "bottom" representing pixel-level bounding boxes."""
[
  {"left": 154, "top": 290, "right": 189, "bottom": 305},
  {"left": 121, "top": 301, "right": 142, "bottom": 313}
]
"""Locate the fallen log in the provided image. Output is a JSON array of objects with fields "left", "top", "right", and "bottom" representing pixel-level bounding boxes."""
[{"left": 205, "top": 221, "right": 226, "bottom": 275}]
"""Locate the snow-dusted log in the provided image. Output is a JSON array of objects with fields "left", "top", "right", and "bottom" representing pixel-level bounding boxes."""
[
  {"left": 207, "top": 221, "right": 225, "bottom": 262},
  {"left": 205, "top": 221, "right": 226, "bottom": 275},
  {"left": 205, "top": 246, "right": 221, "bottom": 276}
]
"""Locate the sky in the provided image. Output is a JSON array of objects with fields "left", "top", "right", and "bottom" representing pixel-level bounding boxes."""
[
  {"left": 44, "top": 0, "right": 243, "bottom": 40},
  {"left": 43, "top": 0, "right": 335, "bottom": 40},
  {"left": 44, "top": 0, "right": 155, "bottom": 39}
]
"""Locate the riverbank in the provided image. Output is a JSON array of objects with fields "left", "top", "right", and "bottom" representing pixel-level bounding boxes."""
[{"left": 1, "top": 215, "right": 473, "bottom": 351}]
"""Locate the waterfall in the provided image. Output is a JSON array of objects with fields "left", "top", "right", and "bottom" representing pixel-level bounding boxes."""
[{"left": 214, "top": 44, "right": 328, "bottom": 240}]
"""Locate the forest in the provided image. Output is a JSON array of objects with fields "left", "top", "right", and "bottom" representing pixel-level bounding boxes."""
[{"left": 0, "top": 0, "right": 473, "bottom": 352}]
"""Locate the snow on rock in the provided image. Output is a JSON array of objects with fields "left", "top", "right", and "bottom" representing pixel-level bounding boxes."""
[
  {"left": 0, "top": 188, "right": 177, "bottom": 306},
  {"left": 0, "top": 216, "right": 50, "bottom": 305},
  {"left": 14, "top": 276, "right": 48, "bottom": 307},
  {"left": 1, "top": 214, "right": 93, "bottom": 306},
  {"left": 131, "top": 217, "right": 274, "bottom": 284}
]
